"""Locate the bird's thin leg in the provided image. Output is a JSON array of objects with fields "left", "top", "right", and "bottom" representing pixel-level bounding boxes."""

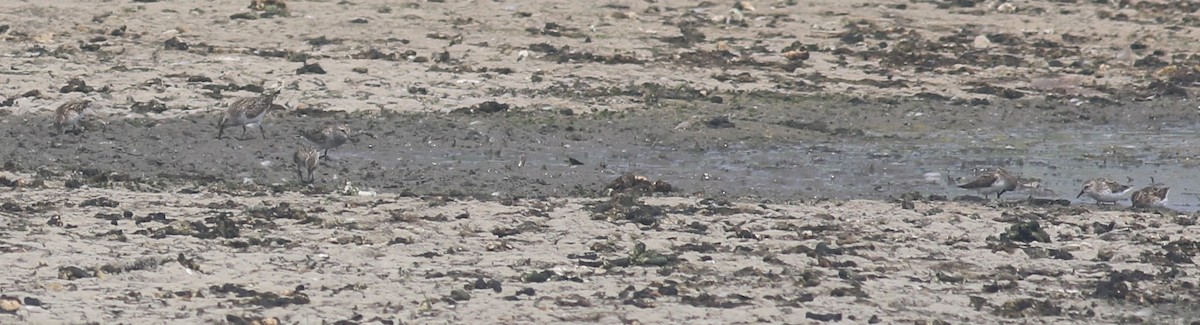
[
  {"left": 239, "top": 126, "right": 249, "bottom": 140},
  {"left": 217, "top": 126, "right": 226, "bottom": 139},
  {"left": 259, "top": 125, "right": 267, "bottom": 139}
]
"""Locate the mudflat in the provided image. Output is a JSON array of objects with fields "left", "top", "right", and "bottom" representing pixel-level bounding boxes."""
[{"left": 1, "top": 0, "right": 1199, "bottom": 324}]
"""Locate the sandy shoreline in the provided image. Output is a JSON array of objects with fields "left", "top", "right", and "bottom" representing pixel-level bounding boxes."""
[
  {"left": 2, "top": 0, "right": 1200, "bottom": 323},
  {"left": 2, "top": 187, "right": 1197, "bottom": 324},
  {"left": 1, "top": 0, "right": 1197, "bottom": 117}
]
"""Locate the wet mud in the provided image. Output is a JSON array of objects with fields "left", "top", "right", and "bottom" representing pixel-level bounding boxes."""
[
  {"left": 3, "top": 0, "right": 1200, "bottom": 323},
  {"left": 4, "top": 94, "right": 1200, "bottom": 207}
]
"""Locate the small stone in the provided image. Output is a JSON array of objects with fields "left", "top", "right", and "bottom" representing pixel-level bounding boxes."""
[
  {"left": 296, "top": 62, "right": 326, "bottom": 75},
  {"left": 996, "top": 2, "right": 1016, "bottom": 13},
  {"left": 973, "top": 35, "right": 992, "bottom": 49},
  {"left": 0, "top": 296, "right": 20, "bottom": 313}
]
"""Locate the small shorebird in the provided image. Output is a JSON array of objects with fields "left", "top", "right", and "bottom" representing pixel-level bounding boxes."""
[
  {"left": 1131, "top": 184, "right": 1170, "bottom": 209},
  {"left": 957, "top": 167, "right": 1019, "bottom": 199},
  {"left": 53, "top": 99, "right": 93, "bottom": 134},
  {"left": 293, "top": 146, "right": 320, "bottom": 182},
  {"left": 1077, "top": 177, "right": 1134, "bottom": 204},
  {"left": 300, "top": 124, "right": 351, "bottom": 157},
  {"left": 216, "top": 91, "right": 286, "bottom": 140}
]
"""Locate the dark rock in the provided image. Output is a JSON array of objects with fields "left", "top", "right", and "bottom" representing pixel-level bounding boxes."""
[
  {"left": 806, "top": 312, "right": 843, "bottom": 322},
  {"left": 706, "top": 116, "right": 735, "bottom": 128},
  {"left": 79, "top": 197, "right": 119, "bottom": 208},
  {"left": 164, "top": 36, "right": 189, "bottom": 50},
  {"left": 296, "top": 62, "right": 326, "bottom": 75},
  {"left": 994, "top": 298, "right": 1061, "bottom": 318},
  {"left": 605, "top": 173, "right": 672, "bottom": 196},
  {"left": 1000, "top": 220, "right": 1051, "bottom": 243},
  {"left": 131, "top": 100, "right": 169, "bottom": 114},
  {"left": 452, "top": 101, "right": 509, "bottom": 114},
  {"left": 60, "top": 78, "right": 94, "bottom": 93}
]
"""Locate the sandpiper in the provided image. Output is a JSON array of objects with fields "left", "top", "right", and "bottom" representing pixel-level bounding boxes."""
[
  {"left": 293, "top": 146, "right": 320, "bottom": 182},
  {"left": 1131, "top": 185, "right": 1169, "bottom": 209},
  {"left": 1076, "top": 177, "right": 1133, "bottom": 204},
  {"left": 217, "top": 91, "right": 286, "bottom": 140},
  {"left": 957, "top": 167, "right": 1019, "bottom": 199},
  {"left": 300, "top": 124, "right": 351, "bottom": 157},
  {"left": 53, "top": 99, "right": 93, "bottom": 134}
]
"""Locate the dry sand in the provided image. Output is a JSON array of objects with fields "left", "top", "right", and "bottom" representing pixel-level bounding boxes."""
[
  {"left": 2, "top": 187, "right": 1198, "bottom": 324},
  {"left": 1, "top": 0, "right": 1196, "bottom": 117},
  {"left": 2, "top": 0, "right": 1200, "bottom": 324}
]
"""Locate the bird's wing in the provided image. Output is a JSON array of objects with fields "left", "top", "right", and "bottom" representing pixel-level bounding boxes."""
[
  {"left": 1103, "top": 179, "right": 1131, "bottom": 193},
  {"left": 300, "top": 128, "right": 328, "bottom": 142},
  {"left": 57, "top": 100, "right": 84, "bottom": 114},
  {"left": 227, "top": 97, "right": 257, "bottom": 115},
  {"left": 1153, "top": 187, "right": 1171, "bottom": 196},
  {"left": 1134, "top": 186, "right": 1168, "bottom": 200},
  {"left": 958, "top": 173, "right": 998, "bottom": 189}
]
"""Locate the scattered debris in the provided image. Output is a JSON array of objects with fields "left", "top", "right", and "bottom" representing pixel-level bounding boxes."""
[
  {"left": 451, "top": 101, "right": 509, "bottom": 114},
  {"left": 295, "top": 61, "right": 326, "bottom": 75},
  {"left": 247, "top": 0, "right": 288, "bottom": 18},
  {"left": 605, "top": 173, "right": 673, "bottom": 196},
  {"left": 0, "top": 296, "right": 19, "bottom": 314}
]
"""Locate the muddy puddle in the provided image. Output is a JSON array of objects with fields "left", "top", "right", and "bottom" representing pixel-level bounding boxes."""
[
  {"left": 438, "top": 122, "right": 1200, "bottom": 211},
  {"left": 679, "top": 126, "right": 1200, "bottom": 211},
  {"left": 5, "top": 99, "right": 1197, "bottom": 212}
]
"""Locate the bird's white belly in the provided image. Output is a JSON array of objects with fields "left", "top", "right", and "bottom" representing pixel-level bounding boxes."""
[
  {"left": 976, "top": 181, "right": 1006, "bottom": 194},
  {"left": 237, "top": 115, "right": 264, "bottom": 127},
  {"left": 1087, "top": 191, "right": 1128, "bottom": 202}
]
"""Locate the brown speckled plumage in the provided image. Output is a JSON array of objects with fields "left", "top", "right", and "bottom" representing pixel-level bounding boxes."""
[
  {"left": 957, "top": 167, "right": 1018, "bottom": 199},
  {"left": 1131, "top": 185, "right": 1169, "bottom": 209},
  {"left": 1076, "top": 177, "right": 1133, "bottom": 204},
  {"left": 293, "top": 146, "right": 320, "bottom": 182},
  {"left": 54, "top": 99, "right": 92, "bottom": 134},
  {"left": 300, "top": 124, "right": 351, "bottom": 157},
  {"left": 217, "top": 91, "right": 286, "bottom": 139}
]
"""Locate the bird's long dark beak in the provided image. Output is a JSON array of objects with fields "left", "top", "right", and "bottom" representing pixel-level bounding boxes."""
[{"left": 1076, "top": 189, "right": 1085, "bottom": 198}]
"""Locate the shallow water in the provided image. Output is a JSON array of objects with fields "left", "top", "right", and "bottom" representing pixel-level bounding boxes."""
[
  {"left": 621, "top": 126, "right": 1200, "bottom": 211},
  {"left": 7, "top": 109, "right": 1199, "bottom": 212},
  {"left": 357, "top": 123, "right": 1200, "bottom": 211}
]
